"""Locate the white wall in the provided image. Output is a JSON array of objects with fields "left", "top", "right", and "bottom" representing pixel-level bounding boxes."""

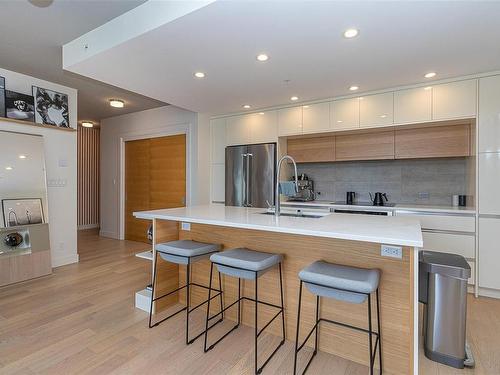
[
  {"left": 99, "top": 105, "right": 210, "bottom": 239},
  {"left": 0, "top": 67, "right": 78, "bottom": 267}
]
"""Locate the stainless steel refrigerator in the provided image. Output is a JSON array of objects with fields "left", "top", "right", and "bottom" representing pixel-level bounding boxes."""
[{"left": 225, "top": 143, "right": 276, "bottom": 208}]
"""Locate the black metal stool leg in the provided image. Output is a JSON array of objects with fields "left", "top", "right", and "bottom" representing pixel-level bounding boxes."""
[
  {"left": 203, "top": 262, "right": 214, "bottom": 352},
  {"left": 368, "top": 294, "right": 374, "bottom": 375},
  {"left": 293, "top": 281, "right": 303, "bottom": 375},
  {"left": 314, "top": 295, "right": 319, "bottom": 354},
  {"left": 185, "top": 261, "right": 191, "bottom": 345},
  {"left": 148, "top": 250, "right": 159, "bottom": 328},
  {"left": 218, "top": 271, "right": 224, "bottom": 319},
  {"left": 254, "top": 271, "right": 259, "bottom": 374},
  {"left": 279, "top": 263, "right": 286, "bottom": 343},
  {"left": 237, "top": 278, "right": 241, "bottom": 326},
  {"left": 376, "top": 288, "right": 382, "bottom": 374}
]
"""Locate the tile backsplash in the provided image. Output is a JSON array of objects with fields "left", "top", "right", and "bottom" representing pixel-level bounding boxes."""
[{"left": 296, "top": 158, "right": 470, "bottom": 206}]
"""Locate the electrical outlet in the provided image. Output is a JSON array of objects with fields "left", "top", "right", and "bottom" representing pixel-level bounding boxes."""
[
  {"left": 381, "top": 244, "right": 402, "bottom": 259},
  {"left": 418, "top": 192, "right": 430, "bottom": 199},
  {"left": 181, "top": 222, "right": 191, "bottom": 231}
]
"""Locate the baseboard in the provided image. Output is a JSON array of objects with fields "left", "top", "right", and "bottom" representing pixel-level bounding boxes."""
[
  {"left": 78, "top": 224, "right": 99, "bottom": 230},
  {"left": 52, "top": 252, "right": 79, "bottom": 268},
  {"left": 478, "top": 287, "right": 500, "bottom": 299},
  {"left": 99, "top": 230, "right": 119, "bottom": 239}
]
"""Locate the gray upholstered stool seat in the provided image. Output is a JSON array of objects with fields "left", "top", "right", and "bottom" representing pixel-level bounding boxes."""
[
  {"left": 156, "top": 240, "right": 220, "bottom": 265},
  {"left": 299, "top": 261, "right": 380, "bottom": 304},
  {"left": 210, "top": 248, "right": 283, "bottom": 280}
]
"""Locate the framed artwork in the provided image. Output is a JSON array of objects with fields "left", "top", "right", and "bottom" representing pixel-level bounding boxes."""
[
  {"left": 32, "top": 86, "right": 70, "bottom": 128},
  {"left": 0, "top": 76, "right": 5, "bottom": 118},
  {"left": 5, "top": 90, "right": 35, "bottom": 122},
  {"left": 2, "top": 198, "right": 44, "bottom": 227}
]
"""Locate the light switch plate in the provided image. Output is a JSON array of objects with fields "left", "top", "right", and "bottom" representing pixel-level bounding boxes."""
[
  {"left": 181, "top": 222, "right": 191, "bottom": 231},
  {"left": 381, "top": 244, "right": 402, "bottom": 259}
]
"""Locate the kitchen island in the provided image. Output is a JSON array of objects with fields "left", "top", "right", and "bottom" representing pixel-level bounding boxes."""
[{"left": 134, "top": 205, "right": 422, "bottom": 374}]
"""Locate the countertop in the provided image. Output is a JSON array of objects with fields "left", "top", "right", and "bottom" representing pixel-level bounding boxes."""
[
  {"left": 283, "top": 200, "right": 476, "bottom": 214},
  {"left": 134, "top": 205, "right": 423, "bottom": 247}
]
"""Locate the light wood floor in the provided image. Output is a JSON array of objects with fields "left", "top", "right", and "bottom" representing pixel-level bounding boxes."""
[{"left": 0, "top": 229, "right": 498, "bottom": 374}]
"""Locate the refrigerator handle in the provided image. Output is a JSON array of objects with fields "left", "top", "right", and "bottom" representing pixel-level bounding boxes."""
[
  {"left": 241, "top": 153, "right": 248, "bottom": 207},
  {"left": 246, "top": 153, "right": 253, "bottom": 207}
]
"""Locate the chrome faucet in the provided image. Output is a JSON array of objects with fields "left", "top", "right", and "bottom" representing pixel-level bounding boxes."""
[{"left": 275, "top": 155, "right": 299, "bottom": 217}]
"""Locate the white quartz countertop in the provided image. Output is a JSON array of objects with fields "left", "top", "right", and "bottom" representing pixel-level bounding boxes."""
[
  {"left": 134, "top": 205, "right": 423, "bottom": 247},
  {"left": 283, "top": 200, "right": 476, "bottom": 214}
]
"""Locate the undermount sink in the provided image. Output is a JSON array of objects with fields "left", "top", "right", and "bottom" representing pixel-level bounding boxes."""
[{"left": 261, "top": 211, "right": 327, "bottom": 219}]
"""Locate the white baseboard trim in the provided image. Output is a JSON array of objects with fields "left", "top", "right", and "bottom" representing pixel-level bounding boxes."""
[
  {"left": 52, "top": 253, "right": 79, "bottom": 268},
  {"left": 78, "top": 224, "right": 99, "bottom": 230},
  {"left": 478, "top": 287, "right": 500, "bottom": 299},
  {"left": 99, "top": 230, "right": 119, "bottom": 239}
]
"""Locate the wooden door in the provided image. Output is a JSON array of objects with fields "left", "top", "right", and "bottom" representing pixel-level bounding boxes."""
[{"left": 125, "top": 134, "right": 186, "bottom": 242}]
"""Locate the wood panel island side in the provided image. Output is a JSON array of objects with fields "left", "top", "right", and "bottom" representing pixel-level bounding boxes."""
[{"left": 134, "top": 205, "right": 422, "bottom": 375}]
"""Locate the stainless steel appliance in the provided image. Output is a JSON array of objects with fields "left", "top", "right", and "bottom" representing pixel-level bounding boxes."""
[
  {"left": 225, "top": 143, "right": 276, "bottom": 208},
  {"left": 333, "top": 208, "right": 393, "bottom": 216},
  {"left": 419, "top": 251, "right": 474, "bottom": 369}
]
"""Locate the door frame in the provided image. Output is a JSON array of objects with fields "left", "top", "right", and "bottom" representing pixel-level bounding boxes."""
[{"left": 119, "top": 123, "right": 191, "bottom": 240}]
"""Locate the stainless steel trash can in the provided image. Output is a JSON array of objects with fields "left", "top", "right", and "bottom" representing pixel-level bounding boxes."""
[{"left": 419, "top": 250, "right": 473, "bottom": 369}]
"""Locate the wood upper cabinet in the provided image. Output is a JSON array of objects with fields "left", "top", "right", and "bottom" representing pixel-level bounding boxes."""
[
  {"left": 394, "top": 87, "right": 432, "bottom": 124},
  {"left": 335, "top": 130, "right": 395, "bottom": 161},
  {"left": 278, "top": 106, "right": 303, "bottom": 136},
  {"left": 359, "top": 92, "right": 394, "bottom": 128},
  {"left": 287, "top": 136, "right": 335, "bottom": 163},
  {"left": 331, "top": 98, "right": 360, "bottom": 130},
  {"left": 302, "top": 102, "right": 330, "bottom": 134},
  {"left": 432, "top": 79, "right": 477, "bottom": 120},
  {"left": 395, "top": 124, "right": 471, "bottom": 159}
]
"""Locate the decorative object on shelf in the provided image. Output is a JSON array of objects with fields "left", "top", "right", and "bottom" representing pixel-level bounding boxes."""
[
  {"left": 4, "top": 232, "right": 23, "bottom": 247},
  {"left": 0, "top": 76, "right": 5, "bottom": 118},
  {"left": 5, "top": 90, "right": 35, "bottom": 122},
  {"left": 1, "top": 198, "right": 44, "bottom": 227},
  {"left": 32, "top": 86, "right": 70, "bottom": 128}
]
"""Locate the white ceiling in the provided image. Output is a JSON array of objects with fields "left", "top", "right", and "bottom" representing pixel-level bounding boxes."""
[
  {"left": 0, "top": 0, "right": 165, "bottom": 124},
  {"left": 63, "top": 1, "right": 500, "bottom": 116}
]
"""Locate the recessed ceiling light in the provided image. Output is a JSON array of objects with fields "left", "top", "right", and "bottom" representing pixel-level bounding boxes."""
[
  {"left": 256, "top": 54, "right": 269, "bottom": 62},
  {"left": 424, "top": 86, "right": 432, "bottom": 91},
  {"left": 337, "top": 120, "right": 343, "bottom": 123},
  {"left": 82, "top": 122, "right": 94, "bottom": 128},
  {"left": 349, "top": 86, "right": 359, "bottom": 91},
  {"left": 242, "top": 104, "right": 251, "bottom": 109},
  {"left": 18, "top": 155, "right": 27, "bottom": 159},
  {"left": 290, "top": 96, "right": 299, "bottom": 101},
  {"left": 380, "top": 114, "right": 387, "bottom": 118},
  {"left": 258, "top": 112, "right": 265, "bottom": 115},
  {"left": 194, "top": 72, "right": 205, "bottom": 78},
  {"left": 109, "top": 99, "right": 124, "bottom": 108},
  {"left": 303, "top": 105, "right": 310, "bottom": 108},
  {"left": 5, "top": 166, "right": 13, "bottom": 170},
  {"left": 424, "top": 72, "right": 436, "bottom": 78},
  {"left": 343, "top": 28, "right": 359, "bottom": 38}
]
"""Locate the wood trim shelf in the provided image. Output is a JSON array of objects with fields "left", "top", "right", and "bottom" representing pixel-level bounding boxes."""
[{"left": 0, "top": 116, "right": 76, "bottom": 132}]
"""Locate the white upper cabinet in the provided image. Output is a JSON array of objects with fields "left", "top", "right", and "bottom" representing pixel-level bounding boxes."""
[
  {"left": 249, "top": 110, "right": 278, "bottom": 144},
  {"left": 478, "top": 152, "right": 500, "bottom": 215},
  {"left": 278, "top": 106, "right": 303, "bottom": 136},
  {"left": 226, "top": 114, "right": 251, "bottom": 146},
  {"left": 360, "top": 92, "right": 394, "bottom": 128},
  {"left": 302, "top": 102, "right": 330, "bottom": 134},
  {"left": 331, "top": 98, "right": 359, "bottom": 130},
  {"left": 478, "top": 75, "right": 500, "bottom": 153},
  {"left": 210, "top": 164, "right": 225, "bottom": 203},
  {"left": 394, "top": 87, "right": 432, "bottom": 124},
  {"left": 432, "top": 79, "right": 477, "bottom": 120},
  {"left": 210, "top": 118, "right": 226, "bottom": 164}
]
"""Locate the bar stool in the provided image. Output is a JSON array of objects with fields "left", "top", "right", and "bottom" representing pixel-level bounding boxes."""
[
  {"left": 149, "top": 240, "right": 224, "bottom": 345},
  {"left": 293, "top": 261, "right": 382, "bottom": 375},
  {"left": 203, "top": 248, "right": 285, "bottom": 375}
]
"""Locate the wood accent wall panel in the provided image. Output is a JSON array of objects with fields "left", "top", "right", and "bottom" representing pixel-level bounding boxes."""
[
  {"left": 77, "top": 126, "right": 100, "bottom": 228},
  {"left": 287, "top": 136, "right": 335, "bottom": 162},
  {"left": 395, "top": 124, "right": 471, "bottom": 159},
  {"left": 175, "top": 223, "right": 415, "bottom": 375},
  {"left": 125, "top": 134, "right": 186, "bottom": 243},
  {"left": 335, "top": 130, "right": 395, "bottom": 161}
]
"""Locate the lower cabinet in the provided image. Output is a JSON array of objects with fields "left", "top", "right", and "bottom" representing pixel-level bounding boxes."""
[{"left": 479, "top": 217, "right": 500, "bottom": 290}]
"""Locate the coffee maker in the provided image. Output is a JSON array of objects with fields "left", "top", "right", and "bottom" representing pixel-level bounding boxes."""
[{"left": 288, "top": 174, "right": 315, "bottom": 202}]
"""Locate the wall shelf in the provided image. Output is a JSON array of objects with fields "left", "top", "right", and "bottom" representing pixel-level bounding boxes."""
[{"left": 0, "top": 116, "right": 76, "bottom": 132}]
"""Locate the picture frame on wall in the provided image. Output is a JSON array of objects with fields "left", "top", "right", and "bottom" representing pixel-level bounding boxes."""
[
  {"left": 0, "top": 76, "right": 5, "bottom": 118},
  {"left": 5, "top": 90, "right": 35, "bottom": 122},
  {"left": 2, "top": 198, "right": 44, "bottom": 227},
  {"left": 32, "top": 86, "right": 70, "bottom": 128}
]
